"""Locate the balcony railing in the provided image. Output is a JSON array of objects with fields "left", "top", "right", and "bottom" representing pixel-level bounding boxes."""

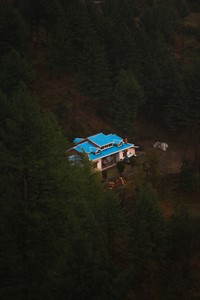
[{"left": 102, "top": 155, "right": 116, "bottom": 169}]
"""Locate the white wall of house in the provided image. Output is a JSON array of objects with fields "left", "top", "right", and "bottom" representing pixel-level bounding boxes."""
[
  {"left": 118, "top": 151, "right": 124, "bottom": 160},
  {"left": 96, "top": 160, "right": 101, "bottom": 170},
  {"left": 94, "top": 147, "right": 136, "bottom": 170},
  {"left": 127, "top": 147, "right": 136, "bottom": 157}
]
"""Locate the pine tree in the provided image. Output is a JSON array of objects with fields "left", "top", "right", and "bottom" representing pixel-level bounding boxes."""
[
  {"left": 0, "top": 86, "right": 123, "bottom": 299},
  {"left": 57, "top": 156, "right": 124, "bottom": 300},
  {"left": 19, "top": 0, "right": 62, "bottom": 42},
  {"left": 0, "top": 86, "right": 70, "bottom": 299},
  {"left": 129, "top": 184, "right": 167, "bottom": 262},
  {"left": 168, "top": 204, "right": 192, "bottom": 297},
  {"left": 128, "top": 184, "right": 168, "bottom": 297},
  {"left": 184, "top": 60, "right": 200, "bottom": 128},
  {"left": 77, "top": 29, "right": 111, "bottom": 103},
  {"left": 0, "top": 49, "right": 34, "bottom": 94},
  {"left": 0, "top": 2, "right": 27, "bottom": 56},
  {"left": 112, "top": 69, "right": 144, "bottom": 136},
  {"left": 164, "top": 82, "right": 188, "bottom": 131},
  {"left": 48, "top": 13, "right": 74, "bottom": 74}
]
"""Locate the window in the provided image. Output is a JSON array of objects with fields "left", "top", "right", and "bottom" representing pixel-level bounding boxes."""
[
  {"left": 95, "top": 149, "right": 101, "bottom": 155},
  {"left": 101, "top": 143, "right": 113, "bottom": 150}
]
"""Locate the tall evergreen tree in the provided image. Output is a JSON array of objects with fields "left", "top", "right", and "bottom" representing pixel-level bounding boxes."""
[
  {"left": 77, "top": 29, "right": 111, "bottom": 103},
  {"left": 167, "top": 204, "right": 192, "bottom": 298},
  {"left": 0, "top": 86, "right": 123, "bottom": 299},
  {"left": 48, "top": 13, "right": 74, "bottom": 73},
  {"left": 112, "top": 69, "right": 144, "bottom": 136},
  {"left": 0, "top": 2, "right": 27, "bottom": 56},
  {"left": 129, "top": 184, "right": 168, "bottom": 263},
  {"left": 0, "top": 86, "right": 70, "bottom": 299},
  {"left": 164, "top": 81, "right": 188, "bottom": 131},
  {"left": 0, "top": 49, "right": 34, "bottom": 94},
  {"left": 184, "top": 60, "right": 200, "bottom": 129},
  {"left": 19, "top": 0, "right": 62, "bottom": 42},
  {"left": 128, "top": 184, "right": 168, "bottom": 297}
]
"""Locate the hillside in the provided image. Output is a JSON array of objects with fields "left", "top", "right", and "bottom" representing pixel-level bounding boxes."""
[
  {"left": 32, "top": 47, "right": 113, "bottom": 138},
  {"left": 1, "top": 1, "right": 200, "bottom": 299},
  {"left": 31, "top": 11, "right": 200, "bottom": 175}
]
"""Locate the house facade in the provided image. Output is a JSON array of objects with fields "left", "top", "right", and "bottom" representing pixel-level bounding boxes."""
[{"left": 67, "top": 133, "right": 138, "bottom": 171}]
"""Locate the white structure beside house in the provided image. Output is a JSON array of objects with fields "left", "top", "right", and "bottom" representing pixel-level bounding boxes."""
[{"left": 67, "top": 132, "right": 138, "bottom": 171}]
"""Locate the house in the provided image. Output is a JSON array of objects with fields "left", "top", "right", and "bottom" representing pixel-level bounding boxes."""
[{"left": 67, "top": 133, "right": 138, "bottom": 170}]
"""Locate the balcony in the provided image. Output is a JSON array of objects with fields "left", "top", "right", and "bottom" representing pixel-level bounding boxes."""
[{"left": 101, "top": 154, "right": 116, "bottom": 170}]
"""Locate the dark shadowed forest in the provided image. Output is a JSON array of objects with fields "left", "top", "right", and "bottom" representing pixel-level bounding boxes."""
[{"left": 0, "top": 0, "right": 200, "bottom": 299}]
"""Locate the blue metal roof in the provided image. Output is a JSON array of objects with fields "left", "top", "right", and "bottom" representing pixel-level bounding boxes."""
[
  {"left": 71, "top": 133, "right": 135, "bottom": 162},
  {"left": 74, "top": 141, "right": 99, "bottom": 154},
  {"left": 73, "top": 137, "right": 85, "bottom": 144},
  {"left": 88, "top": 133, "right": 123, "bottom": 147},
  {"left": 89, "top": 142, "right": 134, "bottom": 161}
]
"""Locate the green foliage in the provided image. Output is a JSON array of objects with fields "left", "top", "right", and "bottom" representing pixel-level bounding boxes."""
[
  {"left": 102, "top": 170, "right": 108, "bottom": 181},
  {"left": 179, "top": 160, "right": 199, "bottom": 191},
  {"left": 49, "top": 0, "right": 112, "bottom": 102},
  {"left": 129, "top": 155, "right": 137, "bottom": 168},
  {"left": 0, "top": 87, "right": 91, "bottom": 298},
  {"left": 0, "top": 2, "right": 27, "bottom": 56},
  {"left": 77, "top": 30, "right": 111, "bottom": 102},
  {"left": 0, "top": 49, "right": 34, "bottom": 93},
  {"left": 141, "top": 1, "right": 177, "bottom": 41},
  {"left": 170, "top": 203, "right": 190, "bottom": 250},
  {"left": 129, "top": 184, "right": 167, "bottom": 262},
  {"left": 0, "top": 86, "right": 124, "bottom": 299},
  {"left": 164, "top": 82, "right": 188, "bottom": 131},
  {"left": 48, "top": 15, "right": 74, "bottom": 73},
  {"left": 128, "top": 184, "right": 169, "bottom": 296},
  {"left": 166, "top": 59, "right": 200, "bottom": 131},
  {"left": 99, "top": 0, "right": 141, "bottom": 77},
  {"left": 113, "top": 70, "right": 144, "bottom": 136},
  {"left": 138, "top": 29, "right": 180, "bottom": 114},
  {"left": 0, "top": 86, "right": 69, "bottom": 299},
  {"left": 184, "top": 60, "right": 200, "bottom": 126},
  {"left": 169, "top": 203, "right": 192, "bottom": 285},
  {"left": 173, "top": 0, "right": 189, "bottom": 18},
  {"left": 1, "top": 1, "right": 200, "bottom": 299},
  {"left": 50, "top": 1, "right": 94, "bottom": 73},
  {"left": 19, "top": 0, "right": 62, "bottom": 33},
  {"left": 144, "top": 151, "right": 160, "bottom": 184},
  {"left": 47, "top": 0, "right": 187, "bottom": 125},
  {"left": 116, "top": 161, "right": 126, "bottom": 175}
]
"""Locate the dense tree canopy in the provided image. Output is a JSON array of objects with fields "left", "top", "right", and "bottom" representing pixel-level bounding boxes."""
[
  {"left": 46, "top": 0, "right": 199, "bottom": 135},
  {"left": 0, "top": 2, "right": 27, "bottom": 56},
  {"left": 0, "top": 86, "right": 123, "bottom": 299},
  {"left": 0, "top": 1, "right": 199, "bottom": 299}
]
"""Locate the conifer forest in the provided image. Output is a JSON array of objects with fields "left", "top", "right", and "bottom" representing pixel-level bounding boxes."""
[{"left": 0, "top": 0, "right": 200, "bottom": 299}]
